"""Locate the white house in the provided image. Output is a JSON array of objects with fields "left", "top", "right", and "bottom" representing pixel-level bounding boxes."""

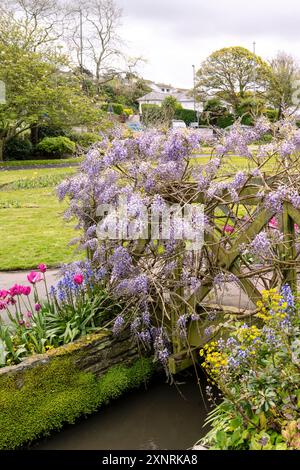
[{"left": 137, "top": 82, "right": 202, "bottom": 114}]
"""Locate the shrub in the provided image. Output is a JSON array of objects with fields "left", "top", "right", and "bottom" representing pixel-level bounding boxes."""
[
  {"left": 174, "top": 108, "right": 197, "bottom": 125},
  {"left": 123, "top": 108, "right": 134, "bottom": 117},
  {"left": 69, "top": 132, "right": 102, "bottom": 149},
  {"left": 216, "top": 114, "right": 235, "bottom": 128},
  {"left": 37, "top": 125, "right": 68, "bottom": 141},
  {"left": 4, "top": 137, "right": 33, "bottom": 161},
  {"left": 263, "top": 109, "right": 278, "bottom": 122},
  {"left": 36, "top": 136, "right": 76, "bottom": 158},
  {"left": 0, "top": 356, "right": 154, "bottom": 449},
  {"left": 101, "top": 103, "right": 124, "bottom": 115}
]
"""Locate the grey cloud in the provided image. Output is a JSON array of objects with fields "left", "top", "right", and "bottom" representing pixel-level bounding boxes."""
[{"left": 118, "top": 0, "right": 300, "bottom": 40}]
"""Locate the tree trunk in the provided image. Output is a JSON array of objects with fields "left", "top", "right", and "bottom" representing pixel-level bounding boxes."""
[
  {"left": 30, "top": 123, "right": 39, "bottom": 146},
  {"left": 0, "top": 139, "right": 4, "bottom": 161}
]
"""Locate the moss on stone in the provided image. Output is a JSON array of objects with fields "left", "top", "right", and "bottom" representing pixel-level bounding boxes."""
[
  {"left": 0, "top": 355, "right": 154, "bottom": 449},
  {"left": 48, "top": 329, "right": 111, "bottom": 357}
]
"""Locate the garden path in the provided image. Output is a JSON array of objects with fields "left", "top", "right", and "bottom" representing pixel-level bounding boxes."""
[{"left": 0, "top": 268, "right": 253, "bottom": 322}]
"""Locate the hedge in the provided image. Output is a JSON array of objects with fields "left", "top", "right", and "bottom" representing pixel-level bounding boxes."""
[
  {"left": 174, "top": 108, "right": 197, "bottom": 125},
  {"left": 142, "top": 105, "right": 198, "bottom": 126},
  {"left": 101, "top": 103, "right": 124, "bottom": 115},
  {"left": 0, "top": 356, "right": 154, "bottom": 449}
]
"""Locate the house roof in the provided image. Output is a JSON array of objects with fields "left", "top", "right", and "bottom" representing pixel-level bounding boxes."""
[{"left": 137, "top": 91, "right": 194, "bottom": 103}]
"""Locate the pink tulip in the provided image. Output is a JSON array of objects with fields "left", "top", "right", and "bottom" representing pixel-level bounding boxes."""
[
  {"left": 224, "top": 225, "right": 234, "bottom": 234},
  {"left": 35, "top": 303, "right": 41, "bottom": 312},
  {"left": 27, "top": 271, "right": 42, "bottom": 284},
  {"left": 0, "top": 289, "right": 9, "bottom": 299},
  {"left": 9, "top": 284, "right": 23, "bottom": 296},
  {"left": 27, "top": 312, "right": 33, "bottom": 319},
  {"left": 38, "top": 264, "right": 47, "bottom": 273},
  {"left": 73, "top": 274, "right": 84, "bottom": 285},
  {"left": 269, "top": 217, "right": 278, "bottom": 229},
  {"left": 25, "top": 322, "right": 31, "bottom": 329},
  {"left": 0, "top": 301, "right": 7, "bottom": 310},
  {"left": 18, "top": 319, "right": 25, "bottom": 326},
  {"left": 21, "top": 286, "right": 31, "bottom": 296}
]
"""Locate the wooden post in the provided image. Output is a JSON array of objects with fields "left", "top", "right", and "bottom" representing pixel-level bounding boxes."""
[{"left": 281, "top": 203, "right": 297, "bottom": 293}]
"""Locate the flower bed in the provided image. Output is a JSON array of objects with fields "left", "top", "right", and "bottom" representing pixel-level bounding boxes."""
[{"left": 199, "top": 286, "right": 300, "bottom": 450}]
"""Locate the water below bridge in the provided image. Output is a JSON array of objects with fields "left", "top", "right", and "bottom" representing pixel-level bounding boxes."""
[{"left": 33, "top": 370, "right": 213, "bottom": 450}]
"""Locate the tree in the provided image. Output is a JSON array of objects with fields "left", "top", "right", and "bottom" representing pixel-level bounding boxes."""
[
  {"left": 0, "top": 0, "right": 63, "bottom": 52},
  {"left": 161, "top": 96, "right": 182, "bottom": 124},
  {"left": 267, "top": 52, "right": 300, "bottom": 119},
  {"left": 69, "top": 0, "right": 123, "bottom": 89},
  {"left": 196, "top": 47, "right": 271, "bottom": 114},
  {"left": 101, "top": 74, "right": 152, "bottom": 109},
  {"left": 0, "top": 42, "right": 101, "bottom": 160}
]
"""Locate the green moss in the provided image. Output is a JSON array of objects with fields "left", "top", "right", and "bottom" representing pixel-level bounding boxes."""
[{"left": 0, "top": 356, "right": 154, "bottom": 449}]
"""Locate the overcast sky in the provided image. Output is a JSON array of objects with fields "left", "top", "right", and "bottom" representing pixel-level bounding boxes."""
[{"left": 117, "top": 0, "right": 300, "bottom": 89}]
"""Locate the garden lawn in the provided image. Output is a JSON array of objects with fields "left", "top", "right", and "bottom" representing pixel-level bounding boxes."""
[
  {"left": 0, "top": 157, "right": 83, "bottom": 168},
  {"left": 0, "top": 167, "right": 80, "bottom": 270}
]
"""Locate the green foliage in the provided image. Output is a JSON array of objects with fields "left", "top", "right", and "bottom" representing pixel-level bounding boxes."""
[
  {"left": 123, "top": 108, "right": 134, "bottom": 117},
  {"left": 0, "top": 40, "right": 102, "bottom": 160},
  {"left": 174, "top": 108, "right": 197, "bottom": 125},
  {"left": 69, "top": 132, "right": 103, "bottom": 149},
  {"left": 196, "top": 46, "right": 271, "bottom": 113},
  {"left": 37, "top": 125, "right": 69, "bottom": 141},
  {"left": 0, "top": 356, "right": 154, "bottom": 449},
  {"left": 101, "top": 103, "right": 124, "bottom": 115},
  {"left": 263, "top": 109, "right": 279, "bottom": 123},
  {"left": 36, "top": 137, "right": 76, "bottom": 158},
  {"left": 200, "top": 288, "right": 300, "bottom": 450},
  {"left": 101, "top": 76, "right": 151, "bottom": 111},
  {"left": 4, "top": 137, "right": 33, "bottom": 161},
  {"left": 202, "top": 99, "right": 232, "bottom": 127},
  {"left": 216, "top": 114, "right": 235, "bottom": 128},
  {"left": 161, "top": 96, "right": 182, "bottom": 124}
]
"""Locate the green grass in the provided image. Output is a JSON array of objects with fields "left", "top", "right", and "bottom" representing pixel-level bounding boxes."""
[
  {"left": 0, "top": 167, "right": 79, "bottom": 270},
  {"left": 0, "top": 154, "right": 275, "bottom": 271},
  {"left": 0, "top": 157, "right": 83, "bottom": 168}
]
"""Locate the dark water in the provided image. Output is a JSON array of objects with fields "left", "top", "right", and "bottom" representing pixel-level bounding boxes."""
[{"left": 34, "top": 371, "right": 211, "bottom": 450}]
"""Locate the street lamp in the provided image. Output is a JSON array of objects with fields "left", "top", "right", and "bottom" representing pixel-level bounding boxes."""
[
  {"left": 192, "top": 64, "right": 196, "bottom": 113},
  {"left": 253, "top": 41, "right": 257, "bottom": 100}
]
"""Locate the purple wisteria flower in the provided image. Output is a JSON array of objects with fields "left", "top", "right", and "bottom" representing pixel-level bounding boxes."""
[
  {"left": 249, "top": 232, "right": 272, "bottom": 260},
  {"left": 110, "top": 247, "right": 133, "bottom": 281},
  {"left": 113, "top": 315, "right": 125, "bottom": 336}
]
